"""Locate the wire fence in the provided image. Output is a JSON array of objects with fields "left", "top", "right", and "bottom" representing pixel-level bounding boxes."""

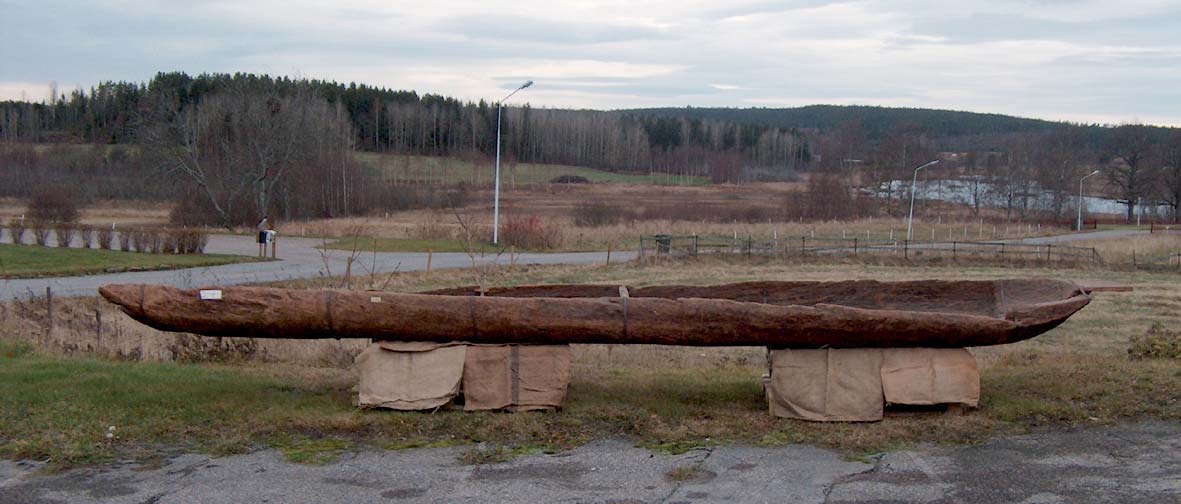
[
  {"left": 1150, "top": 224, "right": 1181, "bottom": 234},
  {"left": 638, "top": 234, "right": 1102, "bottom": 265}
]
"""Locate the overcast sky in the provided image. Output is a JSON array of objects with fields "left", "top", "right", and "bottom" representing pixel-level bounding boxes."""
[{"left": 3, "top": 0, "right": 1179, "bottom": 126}]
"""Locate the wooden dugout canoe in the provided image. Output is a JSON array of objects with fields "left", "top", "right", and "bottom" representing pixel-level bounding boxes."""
[{"left": 97, "top": 279, "right": 1090, "bottom": 348}]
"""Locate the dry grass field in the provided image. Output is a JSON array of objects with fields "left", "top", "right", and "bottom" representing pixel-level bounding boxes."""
[
  {"left": 1074, "top": 233, "right": 1181, "bottom": 265},
  {"left": 283, "top": 182, "right": 1067, "bottom": 252},
  {"left": 0, "top": 197, "right": 171, "bottom": 228},
  {"left": 3, "top": 256, "right": 1178, "bottom": 467}
]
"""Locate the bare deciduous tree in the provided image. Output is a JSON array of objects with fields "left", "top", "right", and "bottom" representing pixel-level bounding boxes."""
[
  {"left": 1160, "top": 133, "right": 1181, "bottom": 222},
  {"left": 141, "top": 86, "right": 356, "bottom": 228},
  {"left": 1105, "top": 125, "right": 1157, "bottom": 222}
]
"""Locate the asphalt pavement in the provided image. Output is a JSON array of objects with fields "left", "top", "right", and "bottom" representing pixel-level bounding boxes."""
[
  {"left": 0, "top": 235, "right": 633, "bottom": 299},
  {"left": 1, "top": 421, "right": 1177, "bottom": 503},
  {"left": 0, "top": 228, "right": 1149, "bottom": 300}
]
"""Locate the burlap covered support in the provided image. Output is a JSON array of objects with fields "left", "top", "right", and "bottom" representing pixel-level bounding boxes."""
[
  {"left": 881, "top": 348, "right": 979, "bottom": 407},
  {"left": 463, "top": 345, "right": 571, "bottom": 412},
  {"left": 356, "top": 341, "right": 466, "bottom": 410},
  {"left": 355, "top": 342, "right": 571, "bottom": 412},
  {"left": 767, "top": 348, "right": 979, "bottom": 422}
]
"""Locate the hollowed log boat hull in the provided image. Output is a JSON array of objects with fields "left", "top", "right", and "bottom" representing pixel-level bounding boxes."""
[{"left": 98, "top": 279, "right": 1090, "bottom": 348}]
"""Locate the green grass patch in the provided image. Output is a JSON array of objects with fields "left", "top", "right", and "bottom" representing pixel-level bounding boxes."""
[
  {"left": 460, "top": 443, "right": 556, "bottom": 465},
  {"left": 0, "top": 244, "right": 257, "bottom": 278},
  {"left": 2, "top": 340, "right": 1178, "bottom": 469},
  {"left": 274, "top": 436, "right": 354, "bottom": 465}
]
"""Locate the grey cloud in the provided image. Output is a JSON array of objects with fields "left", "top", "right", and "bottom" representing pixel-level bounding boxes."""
[
  {"left": 703, "top": 0, "right": 850, "bottom": 21},
  {"left": 433, "top": 14, "right": 669, "bottom": 45},
  {"left": 912, "top": 9, "right": 1181, "bottom": 46}
]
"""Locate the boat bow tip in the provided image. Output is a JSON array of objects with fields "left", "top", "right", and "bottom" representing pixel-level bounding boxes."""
[{"left": 98, "top": 284, "right": 142, "bottom": 314}]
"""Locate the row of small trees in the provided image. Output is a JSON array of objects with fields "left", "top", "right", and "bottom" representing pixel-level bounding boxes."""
[{"left": 3, "top": 221, "right": 208, "bottom": 254}]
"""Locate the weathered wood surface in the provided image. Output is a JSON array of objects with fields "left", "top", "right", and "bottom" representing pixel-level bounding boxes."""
[{"left": 98, "top": 279, "right": 1090, "bottom": 348}]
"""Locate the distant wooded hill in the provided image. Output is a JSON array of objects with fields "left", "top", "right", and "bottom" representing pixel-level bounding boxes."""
[{"left": 625, "top": 105, "right": 1079, "bottom": 149}]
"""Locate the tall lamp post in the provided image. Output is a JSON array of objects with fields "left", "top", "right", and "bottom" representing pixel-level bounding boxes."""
[
  {"left": 906, "top": 159, "right": 940, "bottom": 240},
  {"left": 1077, "top": 169, "right": 1101, "bottom": 232},
  {"left": 492, "top": 80, "right": 533, "bottom": 245}
]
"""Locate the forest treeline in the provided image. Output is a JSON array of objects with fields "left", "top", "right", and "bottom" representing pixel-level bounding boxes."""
[
  {"left": 628, "top": 105, "right": 1119, "bottom": 151},
  {"left": 2, "top": 71, "right": 1181, "bottom": 226},
  {"left": 0, "top": 71, "right": 809, "bottom": 181}
]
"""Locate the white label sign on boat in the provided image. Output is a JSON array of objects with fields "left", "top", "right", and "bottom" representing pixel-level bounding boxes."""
[{"left": 199, "top": 290, "right": 223, "bottom": 301}]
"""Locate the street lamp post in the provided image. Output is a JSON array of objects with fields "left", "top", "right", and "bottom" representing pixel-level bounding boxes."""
[
  {"left": 492, "top": 80, "right": 533, "bottom": 245},
  {"left": 1077, "top": 169, "right": 1101, "bottom": 232},
  {"left": 906, "top": 159, "right": 940, "bottom": 240}
]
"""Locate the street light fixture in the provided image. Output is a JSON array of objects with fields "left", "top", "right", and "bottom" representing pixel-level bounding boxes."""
[
  {"left": 906, "top": 159, "right": 940, "bottom": 240},
  {"left": 1077, "top": 169, "right": 1101, "bottom": 232},
  {"left": 492, "top": 80, "right": 533, "bottom": 245}
]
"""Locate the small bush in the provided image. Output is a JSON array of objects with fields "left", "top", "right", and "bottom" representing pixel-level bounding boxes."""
[
  {"left": 169, "top": 193, "right": 217, "bottom": 227},
  {"left": 78, "top": 225, "right": 95, "bottom": 249},
  {"left": 1129, "top": 322, "right": 1181, "bottom": 360},
  {"left": 500, "top": 215, "right": 563, "bottom": 250},
  {"left": 7, "top": 219, "right": 27, "bottom": 245},
  {"left": 130, "top": 229, "right": 148, "bottom": 253},
  {"left": 96, "top": 226, "right": 114, "bottom": 250},
  {"left": 147, "top": 229, "right": 164, "bottom": 254},
  {"left": 550, "top": 175, "right": 590, "bottom": 184},
  {"left": 163, "top": 229, "right": 181, "bottom": 254},
  {"left": 31, "top": 225, "right": 51, "bottom": 247},
  {"left": 118, "top": 229, "right": 132, "bottom": 252},
  {"left": 53, "top": 222, "right": 76, "bottom": 248},
  {"left": 27, "top": 188, "right": 79, "bottom": 223},
  {"left": 185, "top": 230, "right": 211, "bottom": 254},
  {"left": 174, "top": 228, "right": 208, "bottom": 254}
]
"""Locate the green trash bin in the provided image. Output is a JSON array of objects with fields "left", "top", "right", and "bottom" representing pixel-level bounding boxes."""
[{"left": 654, "top": 234, "right": 672, "bottom": 254}]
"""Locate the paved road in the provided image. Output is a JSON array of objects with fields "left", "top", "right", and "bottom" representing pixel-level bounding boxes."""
[
  {"left": 1010, "top": 228, "right": 1151, "bottom": 245},
  {"left": 0, "top": 235, "right": 634, "bottom": 299},
  {"left": 0, "top": 228, "right": 1151, "bottom": 300},
  {"left": 1, "top": 422, "right": 1177, "bottom": 503}
]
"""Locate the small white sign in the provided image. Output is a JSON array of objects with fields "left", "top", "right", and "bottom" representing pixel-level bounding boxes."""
[
  {"left": 199, "top": 290, "right": 223, "bottom": 301},
  {"left": 369, "top": 296, "right": 382, "bottom": 303}
]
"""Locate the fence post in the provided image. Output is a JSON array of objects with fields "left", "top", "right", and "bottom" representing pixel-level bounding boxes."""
[
  {"left": 45, "top": 286, "right": 53, "bottom": 345},
  {"left": 1046, "top": 244, "right": 1051, "bottom": 261},
  {"left": 952, "top": 241, "right": 957, "bottom": 260},
  {"left": 853, "top": 238, "right": 858, "bottom": 255},
  {"left": 904, "top": 239, "right": 909, "bottom": 260},
  {"left": 693, "top": 235, "right": 699, "bottom": 256},
  {"left": 639, "top": 238, "right": 645, "bottom": 261},
  {"left": 95, "top": 309, "right": 103, "bottom": 353},
  {"left": 1000, "top": 242, "right": 1005, "bottom": 259},
  {"left": 747, "top": 236, "right": 753, "bottom": 258}
]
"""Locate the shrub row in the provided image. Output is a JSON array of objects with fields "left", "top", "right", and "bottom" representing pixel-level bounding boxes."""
[
  {"left": 500, "top": 215, "right": 564, "bottom": 250},
  {"left": 0, "top": 222, "right": 207, "bottom": 254}
]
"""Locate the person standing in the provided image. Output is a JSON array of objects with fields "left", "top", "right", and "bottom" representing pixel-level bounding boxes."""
[{"left": 256, "top": 216, "right": 270, "bottom": 257}]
